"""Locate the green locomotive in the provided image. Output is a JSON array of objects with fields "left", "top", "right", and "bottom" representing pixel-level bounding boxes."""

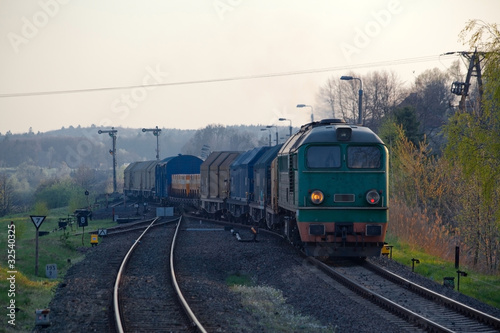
[{"left": 273, "top": 119, "right": 389, "bottom": 257}]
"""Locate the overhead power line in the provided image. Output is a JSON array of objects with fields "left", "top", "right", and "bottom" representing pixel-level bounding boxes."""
[{"left": 0, "top": 54, "right": 455, "bottom": 99}]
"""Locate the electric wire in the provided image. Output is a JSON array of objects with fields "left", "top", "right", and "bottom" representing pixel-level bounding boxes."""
[{"left": 0, "top": 54, "right": 457, "bottom": 99}]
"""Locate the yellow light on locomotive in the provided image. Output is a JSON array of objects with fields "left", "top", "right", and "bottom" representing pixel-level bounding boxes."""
[
  {"left": 310, "top": 190, "right": 324, "bottom": 204},
  {"left": 366, "top": 189, "right": 380, "bottom": 205}
]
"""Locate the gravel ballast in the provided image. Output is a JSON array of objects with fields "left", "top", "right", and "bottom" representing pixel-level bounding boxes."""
[{"left": 38, "top": 216, "right": 500, "bottom": 332}]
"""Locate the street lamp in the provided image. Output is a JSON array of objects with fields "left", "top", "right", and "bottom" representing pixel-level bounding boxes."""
[
  {"left": 297, "top": 104, "right": 314, "bottom": 122},
  {"left": 266, "top": 125, "right": 278, "bottom": 145},
  {"left": 260, "top": 128, "right": 271, "bottom": 146},
  {"left": 279, "top": 118, "right": 292, "bottom": 137},
  {"left": 340, "top": 75, "right": 363, "bottom": 125},
  {"left": 200, "top": 144, "right": 211, "bottom": 159},
  {"left": 142, "top": 126, "right": 162, "bottom": 160},
  {"left": 98, "top": 127, "right": 118, "bottom": 193}
]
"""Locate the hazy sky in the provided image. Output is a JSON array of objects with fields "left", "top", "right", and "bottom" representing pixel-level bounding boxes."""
[{"left": 1, "top": 0, "right": 499, "bottom": 134}]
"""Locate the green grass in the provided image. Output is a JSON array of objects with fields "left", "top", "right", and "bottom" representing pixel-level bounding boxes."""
[
  {"left": 385, "top": 234, "right": 500, "bottom": 309},
  {"left": 0, "top": 209, "right": 117, "bottom": 332},
  {"left": 226, "top": 272, "right": 254, "bottom": 286},
  {"left": 230, "top": 285, "right": 336, "bottom": 332}
]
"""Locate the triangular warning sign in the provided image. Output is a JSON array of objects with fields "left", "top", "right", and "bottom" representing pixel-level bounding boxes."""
[{"left": 30, "top": 215, "right": 46, "bottom": 229}]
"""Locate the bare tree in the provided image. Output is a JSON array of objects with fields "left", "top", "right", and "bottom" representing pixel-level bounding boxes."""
[
  {"left": 316, "top": 70, "right": 406, "bottom": 129},
  {"left": 73, "top": 165, "right": 98, "bottom": 189},
  {"left": 363, "top": 71, "right": 407, "bottom": 131},
  {"left": 316, "top": 77, "right": 337, "bottom": 119},
  {"left": 182, "top": 124, "right": 258, "bottom": 155},
  {"left": 410, "top": 68, "right": 456, "bottom": 152}
]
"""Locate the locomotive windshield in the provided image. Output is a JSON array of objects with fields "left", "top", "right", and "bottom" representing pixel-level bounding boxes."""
[
  {"left": 306, "top": 146, "right": 341, "bottom": 168},
  {"left": 347, "top": 146, "right": 381, "bottom": 169}
]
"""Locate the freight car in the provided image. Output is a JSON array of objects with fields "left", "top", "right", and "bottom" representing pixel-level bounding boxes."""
[
  {"left": 199, "top": 151, "right": 240, "bottom": 219},
  {"left": 155, "top": 154, "right": 203, "bottom": 203},
  {"left": 123, "top": 155, "right": 202, "bottom": 202},
  {"left": 123, "top": 160, "right": 159, "bottom": 198},
  {"left": 226, "top": 146, "right": 271, "bottom": 221}
]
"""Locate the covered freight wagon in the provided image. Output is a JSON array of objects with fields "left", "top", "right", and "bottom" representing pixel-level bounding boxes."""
[
  {"left": 155, "top": 154, "right": 203, "bottom": 200},
  {"left": 227, "top": 146, "right": 270, "bottom": 219},
  {"left": 249, "top": 144, "right": 282, "bottom": 224},
  {"left": 123, "top": 160, "right": 159, "bottom": 197},
  {"left": 200, "top": 151, "right": 240, "bottom": 215}
]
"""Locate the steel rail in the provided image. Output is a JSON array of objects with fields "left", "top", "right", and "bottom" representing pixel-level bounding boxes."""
[
  {"left": 308, "top": 257, "right": 455, "bottom": 333},
  {"left": 113, "top": 217, "right": 161, "bottom": 333},
  {"left": 363, "top": 261, "right": 500, "bottom": 330},
  {"left": 170, "top": 216, "right": 208, "bottom": 333}
]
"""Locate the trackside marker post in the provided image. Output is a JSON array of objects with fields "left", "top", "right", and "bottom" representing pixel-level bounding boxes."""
[{"left": 30, "top": 215, "right": 46, "bottom": 276}]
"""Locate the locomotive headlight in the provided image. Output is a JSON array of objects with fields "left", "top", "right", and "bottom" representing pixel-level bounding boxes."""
[
  {"left": 366, "top": 190, "right": 380, "bottom": 205},
  {"left": 310, "top": 190, "right": 324, "bottom": 204}
]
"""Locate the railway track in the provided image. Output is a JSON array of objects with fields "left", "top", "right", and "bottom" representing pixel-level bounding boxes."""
[
  {"left": 186, "top": 214, "right": 500, "bottom": 332},
  {"left": 309, "top": 258, "right": 500, "bottom": 332},
  {"left": 92, "top": 216, "right": 176, "bottom": 236},
  {"left": 43, "top": 212, "right": 499, "bottom": 332},
  {"left": 113, "top": 217, "right": 207, "bottom": 333}
]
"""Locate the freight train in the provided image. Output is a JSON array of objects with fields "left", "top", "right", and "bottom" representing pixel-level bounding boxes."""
[{"left": 123, "top": 119, "right": 389, "bottom": 258}]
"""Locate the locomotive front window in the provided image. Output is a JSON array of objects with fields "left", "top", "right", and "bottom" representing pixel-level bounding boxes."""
[
  {"left": 347, "top": 146, "right": 381, "bottom": 169},
  {"left": 307, "top": 146, "right": 341, "bottom": 168}
]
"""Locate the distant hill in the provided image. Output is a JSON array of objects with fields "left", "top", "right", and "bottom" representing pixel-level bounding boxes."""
[
  {"left": 0, "top": 126, "right": 196, "bottom": 169},
  {"left": 0, "top": 124, "right": 282, "bottom": 169}
]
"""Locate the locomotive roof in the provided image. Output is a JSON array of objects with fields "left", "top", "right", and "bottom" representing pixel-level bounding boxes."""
[{"left": 279, "top": 119, "right": 384, "bottom": 155}]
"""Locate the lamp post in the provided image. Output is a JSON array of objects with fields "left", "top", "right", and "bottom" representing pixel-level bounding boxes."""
[
  {"left": 266, "top": 125, "right": 278, "bottom": 145},
  {"left": 200, "top": 144, "right": 211, "bottom": 159},
  {"left": 142, "top": 126, "right": 162, "bottom": 160},
  {"left": 279, "top": 118, "right": 292, "bottom": 137},
  {"left": 340, "top": 75, "right": 363, "bottom": 125},
  {"left": 260, "top": 128, "right": 271, "bottom": 146},
  {"left": 296, "top": 104, "right": 314, "bottom": 122},
  {"left": 98, "top": 127, "right": 118, "bottom": 193}
]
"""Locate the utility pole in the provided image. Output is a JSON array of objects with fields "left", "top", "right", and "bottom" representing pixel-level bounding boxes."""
[
  {"left": 98, "top": 127, "right": 118, "bottom": 193},
  {"left": 450, "top": 49, "right": 485, "bottom": 113}
]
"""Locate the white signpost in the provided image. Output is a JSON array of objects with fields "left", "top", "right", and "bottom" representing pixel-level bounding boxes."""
[
  {"left": 30, "top": 215, "right": 46, "bottom": 276},
  {"left": 45, "top": 264, "right": 57, "bottom": 279}
]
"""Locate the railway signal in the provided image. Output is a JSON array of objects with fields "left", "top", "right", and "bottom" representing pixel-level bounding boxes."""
[
  {"left": 98, "top": 127, "right": 118, "bottom": 193},
  {"left": 142, "top": 126, "right": 162, "bottom": 160}
]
